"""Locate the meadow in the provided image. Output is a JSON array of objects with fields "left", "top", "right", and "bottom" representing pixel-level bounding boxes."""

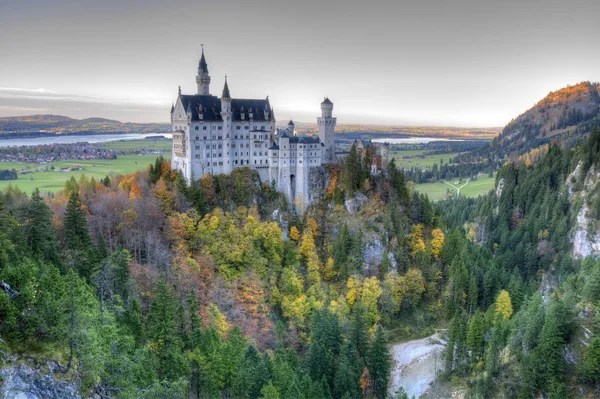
[
  {"left": 0, "top": 139, "right": 171, "bottom": 195},
  {"left": 390, "top": 149, "right": 462, "bottom": 169},
  {"left": 412, "top": 173, "right": 496, "bottom": 201}
]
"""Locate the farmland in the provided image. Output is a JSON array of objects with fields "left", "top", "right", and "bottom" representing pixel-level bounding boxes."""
[{"left": 0, "top": 139, "right": 171, "bottom": 195}]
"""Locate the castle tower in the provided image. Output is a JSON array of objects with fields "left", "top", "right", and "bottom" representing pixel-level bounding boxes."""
[
  {"left": 381, "top": 143, "right": 390, "bottom": 171},
  {"left": 221, "top": 76, "right": 233, "bottom": 174},
  {"left": 196, "top": 48, "right": 211, "bottom": 95},
  {"left": 277, "top": 130, "right": 292, "bottom": 200},
  {"left": 317, "top": 97, "right": 336, "bottom": 163},
  {"left": 287, "top": 120, "right": 295, "bottom": 136}
]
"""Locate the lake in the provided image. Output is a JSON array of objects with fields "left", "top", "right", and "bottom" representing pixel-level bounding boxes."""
[
  {"left": 0, "top": 133, "right": 172, "bottom": 148},
  {"left": 372, "top": 137, "right": 464, "bottom": 144}
]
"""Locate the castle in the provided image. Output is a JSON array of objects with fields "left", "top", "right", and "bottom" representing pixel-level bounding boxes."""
[{"left": 170, "top": 49, "right": 336, "bottom": 209}]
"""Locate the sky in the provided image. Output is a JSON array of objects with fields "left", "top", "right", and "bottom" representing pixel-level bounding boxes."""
[{"left": 1, "top": 0, "right": 599, "bottom": 127}]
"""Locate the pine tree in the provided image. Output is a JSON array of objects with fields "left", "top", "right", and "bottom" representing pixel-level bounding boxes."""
[
  {"left": 147, "top": 279, "right": 187, "bottom": 380},
  {"left": 63, "top": 190, "right": 96, "bottom": 279},
  {"left": 333, "top": 342, "right": 359, "bottom": 399},
  {"left": 344, "top": 144, "right": 362, "bottom": 193},
  {"left": 350, "top": 304, "right": 370, "bottom": 360},
  {"left": 18, "top": 189, "right": 59, "bottom": 263},
  {"left": 581, "top": 337, "right": 600, "bottom": 382},
  {"left": 0, "top": 197, "right": 15, "bottom": 267},
  {"left": 467, "top": 311, "right": 485, "bottom": 361},
  {"left": 367, "top": 326, "right": 391, "bottom": 399},
  {"left": 538, "top": 304, "right": 565, "bottom": 386},
  {"left": 260, "top": 381, "right": 281, "bottom": 399}
]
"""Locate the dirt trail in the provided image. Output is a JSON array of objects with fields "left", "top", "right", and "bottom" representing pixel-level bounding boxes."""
[{"left": 388, "top": 333, "right": 446, "bottom": 398}]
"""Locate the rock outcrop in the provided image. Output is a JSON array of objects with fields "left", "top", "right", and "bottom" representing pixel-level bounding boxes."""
[
  {"left": 344, "top": 192, "right": 368, "bottom": 214},
  {"left": 0, "top": 364, "right": 80, "bottom": 399}
]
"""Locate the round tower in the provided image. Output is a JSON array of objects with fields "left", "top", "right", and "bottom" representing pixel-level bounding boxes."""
[
  {"left": 317, "top": 97, "right": 336, "bottom": 164},
  {"left": 287, "top": 119, "right": 295, "bottom": 136},
  {"left": 196, "top": 48, "right": 211, "bottom": 95}
]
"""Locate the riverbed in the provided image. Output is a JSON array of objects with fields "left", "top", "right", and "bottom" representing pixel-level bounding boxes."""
[{"left": 389, "top": 333, "right": 447, "bottom": 398}]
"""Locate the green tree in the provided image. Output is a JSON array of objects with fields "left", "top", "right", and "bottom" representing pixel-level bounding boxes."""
[
  {"left": 147, "top": 279, "right": 187, "bottom": 381},
  {"left": 17, "top": 189, "right": 59, "bottom": 263},
  {"left": 367, "top": 326, "right": 391, "bottom": 399}
]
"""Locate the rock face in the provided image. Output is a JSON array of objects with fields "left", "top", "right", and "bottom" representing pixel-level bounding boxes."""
[
  {"left": 571, "top": 165, "right": 600, "bottom": 258},
  {"left": 364, "top": 238, "right": 384, "bottom": 266},
  {"left": 344, "top": 192, "right": 368, "bottom": 214},
  {"left": 0, "top": 364, "right": 80, "bottom": 399}
]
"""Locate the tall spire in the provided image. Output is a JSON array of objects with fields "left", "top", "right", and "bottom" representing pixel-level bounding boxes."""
[
  {"left": 197, "top": 45, "right": 211, "bottom": 95},
  {"left": 221, "top": 75, "right": 231, "bottom": 99},
  {"left": 198, "top": 45, "right": 208, "bottom": 73}
]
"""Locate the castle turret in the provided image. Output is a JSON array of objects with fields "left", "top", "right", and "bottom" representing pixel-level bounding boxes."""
[
  {"left": 196, "top": 48, "right": 211, "bottom": 95},
  {"left": 287, "top": 119, "right": 295, "bottom": 136},
  {"left": 220, "top": 76, "right": 233, "bottom": 174},
  {"left": 318, "top": 97, "right": 336, "bottom": 163}
]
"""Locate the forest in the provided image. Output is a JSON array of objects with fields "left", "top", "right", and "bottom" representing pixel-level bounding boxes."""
[{"left": 1, "top": 126, "right": 600, "bottom": 398}]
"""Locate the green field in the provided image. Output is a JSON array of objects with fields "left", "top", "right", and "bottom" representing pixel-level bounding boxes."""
[
  {"left": 0, "top": 153, "right": 170, "bottom": 195},
  {"left": 391, "top": 150, "right": 461, "bottom": 169},
  {"left": 413, "top": 174, "right": 496, "bottom": 201}
]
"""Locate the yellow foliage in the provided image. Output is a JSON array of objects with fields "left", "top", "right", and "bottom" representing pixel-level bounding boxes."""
[
  {"left": 307, "top": 218, "right": 320, "bottom": 237},
  {"left": 494, "top": 289, "right": 513, "bottom": 320},
  {"left": 207, "top": 303, "right": 230, "bottom": 335},
  {"left": 408, "top": 224, "right": 426, "bottom": 257},
  {"left": 327, "top": 174, "right": 337, "bottom": 196},
  {"left": 323, "top": 257, "right": 337, "bottom": 281},
  {"left": 430, "top": 228, "right": 445, "bottom": 258},
  {"left": 361, "top": 276, "right": 382, "bottom": 326},
  {"left": 346, "top": 275, "right": 362, "bottom": 308},
  {"left": 290, "top": 226, "right": 300, "bottom": 241},
  {"left": 281, "top": 293, "right": 310, "bottom": 325}
]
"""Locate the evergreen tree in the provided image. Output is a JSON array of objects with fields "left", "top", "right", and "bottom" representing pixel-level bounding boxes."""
[
  {"left": 63, "top": 190, "right": 95, "bottom": 279},
  {"left": 367, "top": 326, "right": 391, "bottom": 399},
  {"left": 350, "top": 304, "right": 370, "bottom": 360},
  {"left": 147, "top": 279, "right": 187, "bottom": 381},
  {"left": 17, "top": 189, "right": 59, "bottom": 263},
  {"left": 344, "top": 144, "right": 362, "bottom": 193}
]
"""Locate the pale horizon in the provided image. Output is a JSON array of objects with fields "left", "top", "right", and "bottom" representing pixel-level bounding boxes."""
[{"left": 1, "top": 0, "right": 599, "bottom": 127}]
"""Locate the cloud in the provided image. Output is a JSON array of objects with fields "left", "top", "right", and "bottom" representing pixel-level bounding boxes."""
[
  {"left": 0, "top": 105, "right": 51, "bottom": 112},
  {"left": 0, "top": 87, "right": 56, "bottom": 94},
  {"left": 0, "top": 87, "right": 170, "bottom": 108}
]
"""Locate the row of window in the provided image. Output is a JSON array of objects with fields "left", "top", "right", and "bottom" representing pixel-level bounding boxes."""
[
  {"left": 191, "top": 125, "right": 268, "bottom": 131},
  {"left": 192, "top": 135, "right": 269, "bottom": 141}
]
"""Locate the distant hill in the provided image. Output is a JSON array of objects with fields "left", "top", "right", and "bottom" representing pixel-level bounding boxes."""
[
  {"left": 464, "top": 82, "right": 600, "bottom": 162},
  {"left": 0, "top": 114, "right": 170, "bottom": 137}
]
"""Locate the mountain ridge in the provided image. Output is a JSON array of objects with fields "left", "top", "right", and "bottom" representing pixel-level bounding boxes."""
[
  {"left": 0, "top": 114, "right": 171, "bottom": 136},
  {"left": 462, "top": 81, "right": 600, "bottom": 163}
]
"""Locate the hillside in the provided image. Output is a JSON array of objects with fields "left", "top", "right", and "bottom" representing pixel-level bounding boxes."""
[
  {"left": 463, "top": 82, "right": 600, "bottom": 163},
  {"left": 0, "top": 114, "right": 170, "bottom": 136}
]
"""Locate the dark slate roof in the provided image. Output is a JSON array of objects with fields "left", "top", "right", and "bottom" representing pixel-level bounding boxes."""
[
  {"left": 288, "top": 120, "right": 295, "bottom": 126},
  {"left": 321, "top": 97, "right": 332, "bottom": 105},
  {"left": 279, "top": 130, "right": 289, "bottom": 138},
  {"left": 179, "top": 94, "right": 273, "bottom": 122},
  {"left": 221, "top": 79, "right": 231, "bottom": 99},
  {"left": 290, "top": 135, "right": 320, "bottom": 144},
  {"left": 269, "top": 143, "right": 280, "bottom": 150},
  {"left": 198, "top": 50, "right": 208, "bottom": 73}
]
